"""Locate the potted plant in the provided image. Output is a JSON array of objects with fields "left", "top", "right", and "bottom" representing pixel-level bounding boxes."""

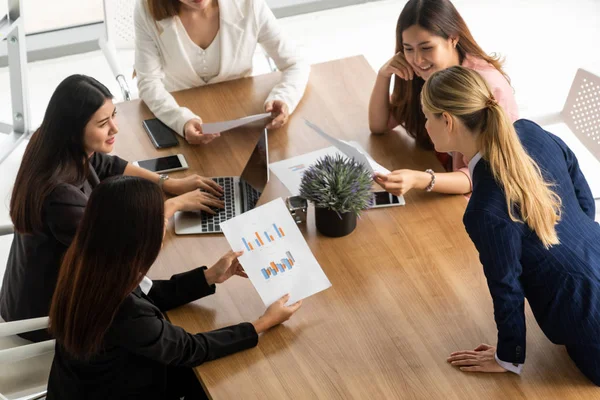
[{"left": 299, "top": 154, "right": 373, "bottom": 237}]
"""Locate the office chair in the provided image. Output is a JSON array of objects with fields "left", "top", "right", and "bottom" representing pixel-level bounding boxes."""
[
  {"left": 0, "top": 317, "right": 54, "bottom": 400},
  {"left": 533, "top": 68, "right": 600, "bottom": 205}
]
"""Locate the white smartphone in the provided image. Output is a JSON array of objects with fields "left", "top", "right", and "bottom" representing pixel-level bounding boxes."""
[
  {"left": 132, "top": 154, "right": 189, "bottom": 173},
  {"left": 370, "top": 191, "right": 404, "bottom": 208}
]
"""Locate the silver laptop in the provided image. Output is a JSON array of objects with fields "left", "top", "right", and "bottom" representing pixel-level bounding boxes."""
[{"left": 174, "top": 129, "right": 269, "bottom": 234}]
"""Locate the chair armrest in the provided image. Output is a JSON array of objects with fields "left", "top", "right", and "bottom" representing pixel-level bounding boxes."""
[
  {"left": 0, "top": 339, "right": 55, "bottom": 364},
  {"left": 0, "top": 224, "right": 13, "bottom": 236},
  {"left": 0, "top": 317, "right": 49, "bottom": 337},
  {"left": 98, "top": 36, "right": 131, "bottom": 101}
]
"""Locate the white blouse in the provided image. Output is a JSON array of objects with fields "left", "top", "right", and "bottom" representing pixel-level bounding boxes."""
[
  {"left": 175, "top": 18, "right": 221, "bottom": 83},
  {"left": 134, "top": 0, "right": 310, "bottom": 136}
]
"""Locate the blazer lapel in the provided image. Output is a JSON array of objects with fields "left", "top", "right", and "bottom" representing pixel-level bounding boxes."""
[{"left": 218, "top": 0, "right": 245, "bottom": 79}]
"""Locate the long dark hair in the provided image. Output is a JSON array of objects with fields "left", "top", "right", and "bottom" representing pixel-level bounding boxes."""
[
  {"left": 391, "top": 0, "right": 509, "bottom": 150},
  {"left": 49, "top": 176, "right": 165, "bottom": 359},
  {"left": 146, "top": 0, "right": 181, "bottom": 21},
  {"left": 10, "top": 75, "right": 113, "bottom": 234}
]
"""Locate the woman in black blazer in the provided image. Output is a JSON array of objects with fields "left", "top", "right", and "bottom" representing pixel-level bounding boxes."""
[
  {"left": 0, "top": 75, "right": 225, "bottom": 342},
  {"left": 47, "top": 176, "right": 301, "bottom": 400}
]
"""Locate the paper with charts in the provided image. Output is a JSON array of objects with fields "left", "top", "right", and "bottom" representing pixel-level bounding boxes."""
[{"left": 220, "top": 198, "right": 331, "bottom": 306}]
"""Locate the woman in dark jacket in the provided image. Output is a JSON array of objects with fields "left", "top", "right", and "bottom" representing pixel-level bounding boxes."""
[
  {"left": 0, "top": 75, "right": 225, "bottom": 341},
  {"left": 47, "top": 176, "right": 300, "bottom": 399}
]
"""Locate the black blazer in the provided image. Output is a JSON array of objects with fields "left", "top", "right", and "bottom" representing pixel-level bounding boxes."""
[
  {"left": 46, "top": 266, "right": 258, "bottom": 400},
  {"left": 464, "top": 119, "right": 600, "bottom": 364},
  {"left": 0, "top": 153, "right": 128, "bottom": 342}
]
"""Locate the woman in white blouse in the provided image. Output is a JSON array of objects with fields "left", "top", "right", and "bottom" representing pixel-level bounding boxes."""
[{"left": 134, "top": 0, "right": 310, "bottom": 144}]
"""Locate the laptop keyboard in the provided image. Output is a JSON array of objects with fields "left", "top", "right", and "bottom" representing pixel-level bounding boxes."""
[
  {"left": 242, "top": 180, "right": 261, "bottom": 212},
  {"left": 201, "top": 177, "right": 235, "bottom": 233}
]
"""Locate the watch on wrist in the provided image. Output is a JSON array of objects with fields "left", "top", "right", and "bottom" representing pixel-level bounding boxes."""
[
  {"left": 157, "top": 174, "right": 170, "bottom": 189},
  {"left": 285, "top": 196, "right": 308, "bottom": 224}
]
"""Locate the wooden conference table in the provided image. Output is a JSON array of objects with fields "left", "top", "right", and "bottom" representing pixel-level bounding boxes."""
[{"left": 114, "top": 56, "right": 599, "bottom": 399}]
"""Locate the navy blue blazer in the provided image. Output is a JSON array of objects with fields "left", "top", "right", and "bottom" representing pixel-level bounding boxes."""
[{"left": 464, "top": 119, "right": 600, "bottom": 364}]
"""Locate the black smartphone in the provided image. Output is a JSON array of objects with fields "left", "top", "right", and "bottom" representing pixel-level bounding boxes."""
[
  {"left": 142, "top": 118, "right": 179, "bottom": 149},
  {"left": 371, "top": 191, "right": 404, "bottom": 208},
  {"left": 133, "top": 154, "right": 189, "bottom": 173}
]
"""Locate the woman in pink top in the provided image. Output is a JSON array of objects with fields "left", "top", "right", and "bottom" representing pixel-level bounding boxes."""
[{"left": 369, "top": 0, "right": 518, "bottom": 196}]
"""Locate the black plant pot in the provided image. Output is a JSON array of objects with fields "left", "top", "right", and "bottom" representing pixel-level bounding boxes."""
[{"left": 315, "top": 207, "right": 357, "bottom": 237}]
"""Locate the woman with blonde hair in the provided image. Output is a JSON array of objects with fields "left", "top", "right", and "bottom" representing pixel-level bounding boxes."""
[
  {"left": 421, "top": 66, "right": 600, "bottom": 384},
  {"left": 371, "top": 0, "right": 518, "bottom": 197}
]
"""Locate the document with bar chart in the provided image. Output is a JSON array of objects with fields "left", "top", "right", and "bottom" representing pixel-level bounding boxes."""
[{"left": 220, "top": 198, "right": 331, "bottom": 306}]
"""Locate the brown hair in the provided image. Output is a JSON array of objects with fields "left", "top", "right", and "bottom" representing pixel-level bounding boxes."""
[
  {"left": 146, "top": 0, "right": 181, "bottom": 21},
  {"left": 391, "top": 0, "right": 509, "bottom": 150},
  {"left": 10, "top": 75, "right": 113, "bottom": 234},
  {"left": 422, "top": 66, "right": 561, "bottom": 248},
  {"left": 49, "top": 176, "right": 165, "bottom": 359}
]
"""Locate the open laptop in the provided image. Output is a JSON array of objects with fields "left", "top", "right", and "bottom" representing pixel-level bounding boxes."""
[{"left": 174, "top": 129, "right": 269, "bottom": 234}]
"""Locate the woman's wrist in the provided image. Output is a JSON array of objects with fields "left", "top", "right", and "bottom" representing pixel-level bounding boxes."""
[
  {"left": 164, "top": 198, "right": 180, "bottom": 220},
  {"left": 415, "top": 170, "right": 434, "bottom": 190},
  {"left": 251, "top": 316, "right": 272, "bottom": 334}
]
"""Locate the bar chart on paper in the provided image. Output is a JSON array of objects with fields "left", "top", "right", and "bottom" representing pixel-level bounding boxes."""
[
  {"left": 261, "top": 251, "right": 295, "bottom": 279},
  {"left": 242, "top": 223, "right": 285, "bottom": 251},
  {"left": 221, "top": 198, "right": 331, "bottom": 306}
]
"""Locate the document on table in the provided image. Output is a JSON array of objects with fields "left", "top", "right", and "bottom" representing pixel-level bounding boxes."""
[
  {"left": 269, "top": 146, "right": 343, "bottom": 195},
  {"left": 304, "top": 119, "right": 391, "bottom": 175},
  {"left": 202, "top": 113, "right": 272, "bottom": 134},
  {"left": 221, "top": 198, "right": 331, "bottom": 306}
]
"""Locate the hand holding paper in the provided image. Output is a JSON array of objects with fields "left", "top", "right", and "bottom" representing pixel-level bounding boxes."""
[{"left": 201, "top": 113, "right": 272, "bottom": 134}]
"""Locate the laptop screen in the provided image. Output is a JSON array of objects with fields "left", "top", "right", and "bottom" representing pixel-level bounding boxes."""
[{"left": 239, "top": 129, "right": 269, "bottom": 210}]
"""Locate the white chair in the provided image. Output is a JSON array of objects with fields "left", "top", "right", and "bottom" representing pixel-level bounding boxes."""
[
  {"left": 98, "top": 0, "right": 277, "bottom": 102},
  {"left": 0, "top": 317, "right": 54, "bottom": 400},
  {"left": 534, "top": 68, "right": 600, "bottom": 207},
  {"left": 99, "top": 0, "right": 137, "bottom": 102}
]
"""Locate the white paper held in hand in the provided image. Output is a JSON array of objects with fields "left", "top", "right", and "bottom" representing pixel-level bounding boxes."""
[
  {"left": 220, "top": 198, "right": 332, "bottom": 306},
  {"left": 201, "top": 113, "right": 272, "bottom": 134}
]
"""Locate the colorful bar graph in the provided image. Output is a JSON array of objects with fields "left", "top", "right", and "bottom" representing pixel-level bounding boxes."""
[
  {"left": 241, "top": 223, "right": 287, "bottom": 251},
  {"left": 286, "top": 251, "right": 295, "bottom": 263},
  {"left": 255, "top": 232, "right": 265, "bottom": 246},
  {"left": 273, "top": 224, "right": 282, "bottom": 238},
  {"left": 261, "top": 252, "right": 295, "bottom": 280},
  {"left": 242, "top": 238, "right": 250, "bottom": 252}
]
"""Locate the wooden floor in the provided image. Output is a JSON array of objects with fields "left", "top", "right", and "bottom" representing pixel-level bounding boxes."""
[{"left": 114, "top": 56, "right": 600, "bottom": 399}]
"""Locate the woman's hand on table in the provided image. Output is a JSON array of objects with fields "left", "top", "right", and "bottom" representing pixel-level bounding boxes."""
[
  {"left": 252, "top": 294, "right": 302, "bottom": 334},
  {"left": 184, "top": 118, "right": 220, "bottom": 145},
  {"left": 373, "top": 169, "right": 429, "bottom": 196},
  {"left": 163, "top": 174, "right": 223, "bottom": 197},
  {"left": 204, "top": 250, "right": 247, "bottom": 285},
  {"left": 265, "top": 100, "right": 289, "bottom": 129},
  {"left": 447, "top": 343, "right": 508, "bottom": 373}
]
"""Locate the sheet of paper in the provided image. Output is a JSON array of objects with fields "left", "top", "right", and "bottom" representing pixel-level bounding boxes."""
[
  {"left": 269, "top": 146, "right": 343, "bottom": 195},
  {"left": 202, "top": 112, "right": 271, "bottom": 134},
  {"left": 304, "top": 119, "right": 391, "bottom": 175},
  {"left": 221, "top": 198, "right": 332, "bottom": 306}
]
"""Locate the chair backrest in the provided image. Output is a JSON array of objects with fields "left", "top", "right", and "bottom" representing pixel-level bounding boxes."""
[
  {"left": 561, "top": 68, "right": 600, "bottom": 162},
  {"left": 103, "top": 0, "right": 137, "bottom": 50}
]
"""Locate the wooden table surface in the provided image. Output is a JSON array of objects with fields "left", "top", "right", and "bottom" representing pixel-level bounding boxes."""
[{"left": 113, "top": 56, "right": 600, "bottom": 399}]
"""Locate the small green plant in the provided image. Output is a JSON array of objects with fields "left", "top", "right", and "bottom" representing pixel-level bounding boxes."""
[{"left": 299, "top": 154, "right": 373, "bottom": 216}]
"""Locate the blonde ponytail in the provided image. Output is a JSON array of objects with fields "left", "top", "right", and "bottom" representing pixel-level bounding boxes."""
[{"left": 422, "top": 66, "right": 561, "bottom": 248}]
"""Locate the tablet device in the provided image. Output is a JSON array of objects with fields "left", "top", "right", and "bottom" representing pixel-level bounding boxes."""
[{"left": 142, "top": 118, "right": 179, "bottom": 149}]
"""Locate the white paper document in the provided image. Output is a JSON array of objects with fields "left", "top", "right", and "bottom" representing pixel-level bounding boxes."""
[
  {"left": 221, "top": 198, "right": 332, "bottom": 306},
  {"left": 202, "top": 113, "right": 272, "bottom": 134},
  {"left": 304, "top": 119, "right": 391, "bottom": 175},
  {"left": 269, "top": 146, "right": 343, "bottom": 195}
]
